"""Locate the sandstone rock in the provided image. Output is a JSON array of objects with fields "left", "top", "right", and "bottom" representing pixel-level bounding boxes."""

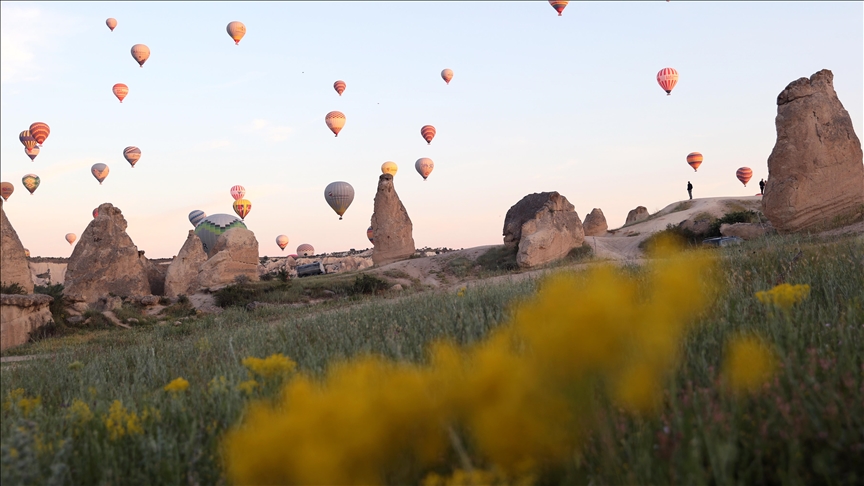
[
  {"left": 720, "top": 222, "right": 774, "bottom": 240},
  {"left": 29, "top": 261, "right": 67, "bottom": 287},
  {"left": 1, "top": 294, "right": 53, "bottom": 351},
  {"left": 503, "top": 192, "right": 585, "bottom": 268},
  {"left": 141, "top": 257, "right": 168, "bottom": 296},
  {"left": 763, "top": 69, "right": 864, "bottom": 233},
  {"left": 95, "top": 295, "right": 123, "bottom": 312},
  {"left": 197, "top": 228, "right": 260, "bottom": 290},
  {"left": 165, "top": 231, "right": 209, "bottom": 297},
  {"left": 678, "top": 218, "right": 713, "bottom": 236},
  {"left": 371, "top": 174, "right": 416, "bottom": 266},
  {"left": 582, "top": 208, "right": 608, "bottom": 236},
  {"left": 625, "top": 206, "right": 650, "bottom": 225},
  {"left": 0, "top": 200, "right": 34, "bottom": 293},
  {"left": 63, "top": 203, "right": 151, "bottom": 303},
  {"left": 390, "top": 284, "right": 403, "bottom": 292}
]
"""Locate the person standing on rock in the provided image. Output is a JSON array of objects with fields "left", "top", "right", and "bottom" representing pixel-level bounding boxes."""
[
  {"left": 687, "top": 181, "right": 693, "bottom": 200},
  {"left": 759, "top": 179, "right": 766, "bottom": 195}
]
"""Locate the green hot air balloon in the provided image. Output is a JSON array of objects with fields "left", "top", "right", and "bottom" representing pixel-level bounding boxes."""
[
  {"left": 324, "top": 181, "right": 355, "bottom": 220},
  {"left": 194, "top": 213, "right": 247, "bottom": 255},
  {"left": 22, "top": 174, "right": 40, "bottom": 195}
]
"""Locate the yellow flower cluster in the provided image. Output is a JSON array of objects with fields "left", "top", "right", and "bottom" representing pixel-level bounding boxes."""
[
  {"left": 164, "top": 377, "right": 190, "bottom": 393},
  {"left": 66, "top": 398, "right": 94, "bottom": 426},
  {"left": 237, "top": 380, "right": 259, "bottom": 395},
  {"left": 242, "top": 353, "right": 297, "bottom": 379},
  {"left": 723, "top": 336, "right": 776, "bottom": 394},
  {"left": 423, "top": 468, "right": 518, "bottom": 486},
  {"left": 104, "top": 400, "right": 143, "bottom": 440},
  {"left": 2, "top": 388, "right": 26, "bottom": 412},
  {"left": 457, "top": 286, "right": 467, "bottom": 297},
  {"left": 208, "top": 375, "right": 229, "bottom": 395},
  {"left": 755, "top": 283, "right": 811, "bottom": 309},
  {"left": 17, "top": 396, "right": 42, "bottom": 417}
]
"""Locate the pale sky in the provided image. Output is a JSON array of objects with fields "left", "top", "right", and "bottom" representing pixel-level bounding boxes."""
[{"left": 1, "top": 1, "right": 861, "bottom": 258}]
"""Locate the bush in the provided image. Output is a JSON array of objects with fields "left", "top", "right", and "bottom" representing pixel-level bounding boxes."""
[
  {"left": 566, "top": 243, "right": 593, "bottom": 262},
  {"left": 639, "top": 224, "right": 701, "bottom": 251},
  {"left": 350, "top": 274, "right": 391, "bottom": 295},
  {"left": 476, "top": 246, "right": 519, "bottom": 272},
  {"left": 1, "top": 282, "right": 27, "bottom": 294},
  {"left": 706, "top": 210, "right": 760, "bottom": 237},
  {"left": 34, "top": 284, "right": 67, "bottom": 325}
]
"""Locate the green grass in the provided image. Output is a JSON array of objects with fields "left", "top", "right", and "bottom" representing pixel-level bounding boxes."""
[{"left": 2, "top": 234, "right": 862, "bottom": 484}]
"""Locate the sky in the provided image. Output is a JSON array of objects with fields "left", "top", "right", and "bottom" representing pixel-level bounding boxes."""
[{"left": 1, "top": 1, "right": 862, "bottom": 259}]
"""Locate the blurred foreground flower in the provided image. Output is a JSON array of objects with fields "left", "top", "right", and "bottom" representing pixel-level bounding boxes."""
[
  {"left": 104, "top": 400, "right": 143, "bottom": 440},
  {"left": 723, "top": 336, "right": 776, "bottom": 394},
  {"left": 164, "top": 377, "right": 190, "bottom": 393},
  {"left": 755, "top": 283, "right": 810, "bottom": 309}
]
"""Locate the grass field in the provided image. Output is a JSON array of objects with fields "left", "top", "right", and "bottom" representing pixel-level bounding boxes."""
[{"left": 2, "top": 234, "right": 862, "bottom": 485}]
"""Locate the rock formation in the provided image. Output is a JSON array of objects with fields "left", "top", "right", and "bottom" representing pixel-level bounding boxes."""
[
  {"left": 63, "top": 203, "right": 151, "bottom": 303},
  {"left": 625, "top": 206, "right": 650, "bottom": 225},
  {"left": 720, "top": 222, "right": 774, "bottom": 240},
  {"left": 1, "top": 294, "right": 53, "bottom": 351},
  {"left": 0, "top": 200, "right": 34, "bottom": 293},
  {"left": 371, "top": 174, "right": 415, "bottom": 266},
  {"left": 165, "top": 231, "right": 209, "bottom": 297},
  {"left": 140, "top": 254, "right": 168, "bottom": 296},
  {"left": 503, "top": 192, "right": 585, "bottom": 268},
  {"left": 197, "top": 227, "right": 260, "bottom": 290},
  {"left": 582, "top": 208, "right": 608, "bottom": 236},
  {"left": 762, "top": 69, "right": 864, "bottom": 233}
]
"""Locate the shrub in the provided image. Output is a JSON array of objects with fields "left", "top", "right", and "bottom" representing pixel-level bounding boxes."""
[
  {"left": 34, "top": 284, "right": 67, "bottom": 325},
  {"left": 1, "top": 282, "right": 27, "bottom": 294},
  {"left": 476, "top": 246, "right": 518, "bottom": 272},
  {"left": 639, "top": 223, "right": 700, "bottom": 251},
  {"left": 350, "top": 274, "right": 391, "bottom": 295},
  {"left": 706, "top": 210, "right": 760, "bottom": 237}
]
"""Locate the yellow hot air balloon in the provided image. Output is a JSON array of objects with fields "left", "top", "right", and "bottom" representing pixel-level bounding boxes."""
[
  {"left": 0, "top": 182, "right": 14, "bottom": 201},
  {"left": 415, "top": 158, "right": 434, "bottom": 180},
  {"left": 65, "top": 233, "right": 77, "bottom": 246},
  {"left": 381, "top": 161, "right": 398, "bottom": 176},
  {"left": 91, "top": 163, "right": 110, "bottom": 185},
  {"left": 325, "top": 111, "right": 346, "bottom": 137},
  {"left": 106, "top": 18, "right": 117, "bottom": 31},
  {"left": 29, "top": 122, "right": 50, "bottom": 145},
  {"left": 131, "top": 44, "right": 150, "bottom": 67},
  {"left": 227, "top": 21, "right": 246, "bottom": 45},
  {"left": 233, "top": 199, "right": 252, "bottom": 220},
  {"left": 276, "top": 235, "right": 289, "bottom": 251},
  {"left": 441, "top": 69, "right": 454, "bottom": 85}
]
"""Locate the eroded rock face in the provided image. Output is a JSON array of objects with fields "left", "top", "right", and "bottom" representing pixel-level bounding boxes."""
[
  {"left": 63, "top": 203, "right": 151, "bottom": 303},
  {"left": 0, "top": 201, "right": 34, "bottom": 293},
  {"left": 503, "top": 192, "right": 585, "bottom": 268},
  {"left": 583, "top": 208, "right": 608, "bottom": 236},
  {"left": 1, "top": 294, "right": 53, "bottom": 351},
  {"left": 164, "top": 231, "right": 208, "bottom": 297},
  {"left": 763, "top": 69, "right": 864, "bottom": 233},
  {"left": 371, "top": 174, "right": 415, "bottom": 266},
  {"left": 720, "top": 222, "right": 774, "bottom": 240},
  {"left": 625, "top": 206, "right": 650, "bottom": 225},
  {"left": 197, "top": 227, "right": 260, "bottom": 290},
  {"left": 141, "top": 255, "right": 168, "bottom": 296}
]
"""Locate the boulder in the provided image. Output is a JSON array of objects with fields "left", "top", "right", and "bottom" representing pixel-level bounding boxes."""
[
  {"left": 763, "top": 69, "right": 864, "bottom": 233},
  {"left": 720, "top": 222, "right": 774, "bottom": 240},
  {"left": 625, "top": 206, "right": 650, "bottom": 225},
  {"left": 0, "top": 200, "right": 34, "bottom": 293},
  {"left": 503, "top": 192, "right": 585, "bottom": 268},
  {"left": 371, "top": 174, "right": 416, "bottom": 266},
  {"left": 63, "top": 203, "right": 151, "bottom": 303},
  {"left": 582, "top": 208, "right": 608, "bottom": 236},
  {"left": 165, "top": 231, "right": 209, "bottom": 297},
  {"left": 1, "top": 294, "right": 53, "bottom": 351},
  {"left": 678, "top": 218, "right": 713, "bottom": 236},
  {"left": 197, "top": 227, "right": 260, "bottom": 290}
]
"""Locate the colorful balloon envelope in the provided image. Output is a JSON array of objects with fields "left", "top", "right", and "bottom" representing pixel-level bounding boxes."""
[
  {"left": 415, "top": 158, "right": 434, "bottom": 181},
  {"left": 324, "top": 181, "right": 355, "bottom": 220},
  {"left": 367, "top": 226, "right": 374, "bottom": 244},
  {"left": 123, "top": 146, "right": 141, "bottom": 168},
  {"left": 189, "top": 210, "right": 206, "bottom": 227},
  {"left": 333, "top": 80, "right": 346, "bottom": 96},
  {"left": 131, "top": 44, "right": 150, "bottom": 67},
  {"left": 25, "top": 146, "right": 39, "bottom": 161},
  {"left": 19, "top": 130, "right": 31, "bottom": 146},
  {"left": 233, "top": 198, "right": 252, "bottom": 220},
  {"left": 657, "top": 68, "right": 679, "bottom": 96},
  {"left": 549, "top": 0, "right": 568, "bottom": 16},
  {"left": 276, "top": 234, "right": 290, "bottom": 251},
  {"left": 113, "top": 83, "right": 129, "bottom": 103},
  {"left": 686, "top": 152, "right": 703, "bottom": 172},
  {"left": 420, "top": 125, "right": 436, "bottom": 145},
  {"left": 325, "top": 111, "right": 346, "bottom": 137},
  {"left": 230, "top": 185, "right": 246, "bottom": 201},
  {"left": 91, "top": 163, "right": 110, "bottom": 185},
  {"left": 381, "top": 161, "right": 398, "bottom": 176},
  {"left": 22, "top": 174, "right": 40, "bottom": 195},
  {"left": 297, "top": 244, "right": 314, "bottom": 256},
  {"left": 29, "top": 122, "right": 50, "bottom": 146},
  {"left": 106, "top": 18, "right": 117, "bottom": 31},
  {"left": 441, "top": 69, "right": 454, "bottom": 85},
  {"left": 93, "top": 208, "right": 99, "bottom": 219},
  {"left": 736, "top": 167, "right": 753, "bottom": 187},
  {"left": 21, "top": 135, "right": 37, "bottom": 151},
  {"left": 65, "top": 233, "right": 77, "bottom": 246},
  {"left": 0, "top": 182, "right": 14, "bottom": 201},
  {"left": 194, "top": 214, "right": 247, "bottom": 255},
  {"left": 226, "top": 21, "right": 246, "bottom": 45}
]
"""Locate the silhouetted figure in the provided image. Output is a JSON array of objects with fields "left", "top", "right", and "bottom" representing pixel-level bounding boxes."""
[
  {"left": 759, "top": 179, "right": 765, "bottom": 195},
  {"left": 687, "top": 181, "right": 693, "bottom": 200}
]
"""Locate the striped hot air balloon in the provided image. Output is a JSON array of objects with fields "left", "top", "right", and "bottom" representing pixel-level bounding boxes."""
[
  {"left": 230, "top": 185, "right": 246, "bottom": 201},
  {"left": 227, "top": 21, "right": 246, "bottom": 45},
  {"left": 233, "top": 198, "right": 252, "bottom": 220},
  {"left": 91, "top": 163, "right": 110, "bottom": 185},
  {"left": 333, "top": 80, "right": 346, "bottom": 96},
  {"left": 22, "top": 174, "right": 40, "bottom": 195},
  {"left": 296, "top": 244, "right": 315, "bottom": 257},
  {"left": 657, "top": 68, "right": 679, "bottom": 95},
  {"left": 0, "top": 182, "right": 14, "bottom": 201},
  {"left": 194, "top": 214, "right": 246, "bottom": 255},
  {"left": 131, "top": 44, "right": 150, "bottom": 67},
  {"left": 21, "top": 135, "right": 37, "bottom": 152},
  {"left": 324, "top": 181, "right": 355, "bottom": 220},
  {"left": 736, "top": 167, "right": 753, "bottom": 187},
  {"left": 123, "top": 146, "right": 141, "bottom": 168},
  {"left": 65, "top": 233, "right": 77, "bottom": 245},
  {"left": 276, "top": 235, "right": 290, "bottom": 251},
  {"left": 19, "top": 130, "right": 31, "bottom": 146},
  {"left": 106, "top": 18, "right": 117, "bottom": 31},
  {"left": 325, "top": 111, "right": 346, "bottom": 137},
  {"left": 686, "top": 152, "right": 703, "bottom": 172},
  {"left": 29, "top": 122, "right": 50, "bottom": 146},
  {"left": 367, "top": 226, "right": 374, "bottom": 244},
  {"left": 381, "top": 161, "right": 398, "bottom": 176},
  {"left": 188, "top": 210, "right": 206, "bottom": 227},
  {"left": 415, "top": 158, "right": 434, "bottom": 181},
  {"left": 113, "top": 83, "right": 129, "bottom": 103},
  {"left": 420, "top": 125, "right": 436, "bottom": 145},
  {"left": 441, "top": 69, "right": 454, "bottom": 85},
  {"left": 549, "top": 0, "right": 568, "bottom": 16},
  {"left": 25, "top": 146, "right": 39, "bottom": 161}
]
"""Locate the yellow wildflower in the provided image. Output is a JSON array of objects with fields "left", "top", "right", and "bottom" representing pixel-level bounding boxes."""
[
  {"left": 66, "top": 398, "right": 94, "bottom": 426},
  {"left": 2, "top": 388, "right": 26, "bottom": 411},
  {"left": 141, "top": 406, "right": 162, "bottom": 423},
  {"left": 242, "top": 353, "right": 297, "bottom": 379},
  {"left": 164, "top": 377, "right": 190, "bottom": 393},
  {"left": 755, "top": 283, "right": 810, "bottom": 309},
  {"left": 422, "top": 468, "right": 511, "bottom": 486},
  {"left": 724, "top": 336, "right": 776, "bottom": 394},
  {"left": 237, "top": 380, "right": 259, "bottom": 395},
  {"left": 208, "top": 375, "right": 229, "bottom": 395},
  {"left": 17, "top": 396, "right": 42, "bottom": 417},
  {"left": 457, "top": 286, "right": 466, "bottom": 297},
  {"left": 104, "top": 400, "right": 143, "bottom": 440}
]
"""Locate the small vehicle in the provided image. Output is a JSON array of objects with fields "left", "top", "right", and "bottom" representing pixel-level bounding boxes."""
[
  {"left": 296, "top": 262, "right": 325, "bottom": 278},
  {"left": 702, "top": 236, "right": 744, "bottom": 247}
]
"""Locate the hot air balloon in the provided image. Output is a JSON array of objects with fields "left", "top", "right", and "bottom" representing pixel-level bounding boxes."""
[
  {"left": 189, "top": 210, "right": 206, "bottom": 227},
  {"left": 22, "top": 174, "right": 40, "bottom": 195},
  {"left": 0, "top": 182, "right": 14, "bottom": 201},
  {"left": 106, "top": 18, "right": 117, "bottom": 31},
  {"left": 276, "top": 235, "right": 290, "bottom": 251},
  {"left": 420, "top": 125, "right": 436, "bottom": 145},
  {"left": 415, "top": 158, "right": 434, "bottom": 181},
  {"left": 25, "top": 146, "right": 39, "bottom": 161},
  {"left": 19, "top": 130, "right": 31, "bottom": 146},
  {"left": 324, "top": 181, "right": 354, "bottom": 220},
  {"left": 93, "top": 208, "right": 99, "bottom": 219},
  {"left": 194, "top": 214, "right": 247, "bottom": 255},
  {"left": 325, "top": 111, "right": 346, "bottom": 137},
  {"left": 24, "top": 249, "right": 30, "bottom": 258},
  {"left": 21, "top": 134, "right": 37, "bottom": 151},
  {"left": 686, "top": 152, "right": 703, "bottom": 172},
  {"left": 367, "top": 226, "right": 374, "bottom": 244},
  {"left": 227, "top": 21, "right": 246, "bottom": 45},
  {"left": 113, "top": 83, "right": 129, "bottom": 103},
  {"left": 297, "top": 244, "right": 315, "bottom": 257},
  {"left": 233, "top": 199, "right": 252, "bottom": 220},
  {"left": 123, "top": 146, "right": 141, "bottom": 168},
  {"left": 230, "top": 185, "right": 246, "bottom": 201},
  {"left": 381, "top": 161, "right": 398, "bottom": 176},
  {"left": 441, "top": 69, "right": 454, "bottom": 85},
  {"left": 131, "top": 44, "right": 150, "bottom": 67},
  {"left": 657, "top": 67, "right": 679, "bottom": 96},
  {"left": 549, "top": 0, "right": 568, "bottom": 16},
  {"left": 334, "top": 80, "right": 346, "bottom": 96},
  {"left": 91, "top": 163, "right": 110, "bottom": 184},
  {"left": 736, "top": 167, "right": 753, "bottom": 187},
  {"left": 65, "top": 233, "right": 77, "bottom": 246},
  {"left": 29, "top": 122, "right": 50, "bottom": 146}
]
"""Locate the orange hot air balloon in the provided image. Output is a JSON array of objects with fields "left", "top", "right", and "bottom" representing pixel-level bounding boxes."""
[
  {"left": 441, "top": 69, "right": 454, "bottom": 85},
  {"left": 106, "top": 18, "right": 117, "bottom": 31},
  {"left": 25, "top": 146, "right": 39, "bottom": 161},
  {"left": 0, "top": 182, "right": 14, "bottom": 201},
  {"left": 113, "top": 83, "right": 129, "bottom": 103},
  {"left": 736, "top": 167, "right": 753, "bottom": 187},
  {"left": 65, "top": 233, "right": 77, "bottom": 246},
  {"left": 325, "top": 111, "right": 346, "bottom": 137},
  {"left": 131, "top": 44, "right": 150, "bottom": 67},
  {"left": 657, "top": 67, "right": 679, "bottom": 95},
  {"left": 549, "top": 0, "right": 568, "bottom": 16},
  {"left": 686, "top": 152, "right": 703, "bottom": 172},
  {"left": 233, "top": 199, "right": 252, "bottom": 220},
  {"left": 333, "top": 80, "right": 346, "bottom": 96},
  {"left": 29, "top": 122, "right": 50, "bottom": 145},
  {"left": 227, "top": 21, "right": 246, "bottom": 45},
  {"left": 420, "top": 125, "right": 436, "bottom": 145}
]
